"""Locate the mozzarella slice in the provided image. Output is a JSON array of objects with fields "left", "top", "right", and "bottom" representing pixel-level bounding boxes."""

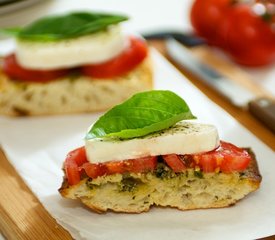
[
  {"left": 16, "top": 25, "right": 127, "bottom": 70},
  {"left": 85, "top": 121, "right": 220, "bottom": 163}
]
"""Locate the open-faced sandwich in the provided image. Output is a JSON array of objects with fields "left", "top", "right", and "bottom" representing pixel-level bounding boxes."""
[
  {"left": 59, "top": 90, "right": 262, "bottom": 213},
  {"left": 0, "top": 12, "right": 152, "bottom": 116}
]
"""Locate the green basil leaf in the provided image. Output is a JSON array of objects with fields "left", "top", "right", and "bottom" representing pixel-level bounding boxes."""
[
  {"left": 86, "top": 90, "right": 196, "bottom": 140},
  {"left": 0, "top": 12, "right": 128, "bottom": 41}
]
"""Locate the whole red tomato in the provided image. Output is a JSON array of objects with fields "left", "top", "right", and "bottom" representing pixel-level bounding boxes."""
[
  {"left": 190, "top": 0, "right": 275, "bottom": 66},
  {"left": 190, "top": 0, "right": 232, "bottom": 45},
  {"left": 218, "top": 4, "right": 275, "bottom": 66}
]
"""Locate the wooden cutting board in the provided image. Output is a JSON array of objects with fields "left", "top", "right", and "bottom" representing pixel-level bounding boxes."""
[{"left": 0, "top": 149, "right": 72, "bottom": 239}]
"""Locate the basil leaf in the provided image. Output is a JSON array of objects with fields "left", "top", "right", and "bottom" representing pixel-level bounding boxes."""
[
  {"left": 1, "top": 12, "right": 128, "bottom": 41},
  {"left": 86, "top": 90, "right": 196, "bottom": 139}
]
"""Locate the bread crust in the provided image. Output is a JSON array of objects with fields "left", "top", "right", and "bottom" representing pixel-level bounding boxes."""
[
  {"left": 0, "top": 56, "right": 153, "bottom": 116},
  {"left": 59, "top": 148, "right": 262, "bottom": 213}
]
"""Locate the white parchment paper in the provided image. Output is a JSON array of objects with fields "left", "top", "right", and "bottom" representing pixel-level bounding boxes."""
[{"left": 0, "top": 50, "right": 274, "bottom": 240}]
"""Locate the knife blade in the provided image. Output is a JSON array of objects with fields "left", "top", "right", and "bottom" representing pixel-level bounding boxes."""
[
  {"left": 165, "top": 38, "right": 275, "bottom": 133},
  {"left": 142, "top": 31, "right": 205, "bottom": 47}
]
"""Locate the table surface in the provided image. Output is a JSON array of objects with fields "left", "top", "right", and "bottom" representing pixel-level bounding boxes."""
[{"left": 0, "top": 40, "right": 274, "bottom": 240}]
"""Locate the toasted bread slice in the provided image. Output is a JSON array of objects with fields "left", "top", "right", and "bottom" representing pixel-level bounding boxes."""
[
  {"left": 0, "top": 57, "right": 152, "bottom": 116},
  {"left": 59, "top": 148, "right": 261, "bottom": 213}
]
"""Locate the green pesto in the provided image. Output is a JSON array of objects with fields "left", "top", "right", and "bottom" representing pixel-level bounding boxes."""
[
  {"left": 118, "top": 177, "right": 142, "bottom": 192},
  {"left": 194, "top": 170, "right": 204, "bottom": 179}
]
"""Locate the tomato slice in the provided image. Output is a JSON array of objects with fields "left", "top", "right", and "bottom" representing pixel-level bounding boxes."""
[
  {"left": 82, "top": 36, "right": 148, "bottom": 78},
  {"left": 82, "top": 156, "right": 157, "bottom": 179},
  {"left": 82, "top": 162, "right": 107, "bottom": 179},
  {"left": 162, "top": 154, "right": 186, "bottom": 172},
  {"left": 66, "top": 146, "right": 87, "bottom": 166},
  {"left": 192, "top": 141, "right": 251, "bottom": 173},
  {"left": 2, "top": 54, "right": 69, "bottom": 83},
  {"left": 104, "top": 156, "right": 157, "bottom": 175},
  {"left": 124, "top": 156, "right": 157, "bottom": 173},
  {"left": 65, "top": 160, "right": 80, "bottom": 186},
  {"left": 196, "top": 153, "right": 220, "bottom": 172},
  {"left": 105, "top": 161, "right": 125, "bottom": 175},
  {"left": 219, "top": 142, "right": 251, "bottom": 173},
  {"left": 64, "top": 146, "right": 87, "bottom": 185}
]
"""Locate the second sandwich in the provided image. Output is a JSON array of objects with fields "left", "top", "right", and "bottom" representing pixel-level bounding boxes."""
[{"left": 0, "top": 12, "right": 152, "bottom": 116}]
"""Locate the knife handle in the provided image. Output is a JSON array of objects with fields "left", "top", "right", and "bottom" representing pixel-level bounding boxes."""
[{"left": 248, "top": 97, "right": 275, "bottom": 133}]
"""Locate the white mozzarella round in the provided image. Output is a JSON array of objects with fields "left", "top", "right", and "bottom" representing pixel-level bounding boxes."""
[
  {"left": 85, "top": 121, "right": 220, "bottom": 163},
  {"left": 16, "top": 25, "right": 127, "bottom": 70}
]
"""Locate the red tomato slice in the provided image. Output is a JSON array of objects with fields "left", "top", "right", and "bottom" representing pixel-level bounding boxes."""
[
  {"left": 192, "top": 141, "right": 251, "bottom": 173},
  {"left": 219, "top": 141, "right": 251, "bottom": 173},
  {"left": 105, "top": 156, "right": 157, "bottom": 175},
  {"left": 82, "top": 162, "right": 108, "bottom": 179},
  {"left": 105, "top": 161, "right": 125, "bottom": 175},
  {"left": 82, "top": 156, "right": 157, "bottom": 180},
  {"left": 197, "top": 154, "right": 218, "bottom": 173},
  {"left": 65, "top": 159, "right": 80, "bottom": 186},
  {"left": 162, "top": 154, "right": 186, "bottom": 172},
  {"left": 2, "top": 54, "right": 69, "bottom": 83},
  {"left": 66, "top": 146, "right": 87, "bottom": 166},
  {"left": 124, "top": 156, "right": 158, "bottom": 173},
  {"left": 64, "top": 146, "right": 88, "bottom": 185},
  {"left": 82, "top": 36, "right": 148, "bottom": 78},
  {"left": 104, "top": 156, "right": 157, "bottom": 175}
]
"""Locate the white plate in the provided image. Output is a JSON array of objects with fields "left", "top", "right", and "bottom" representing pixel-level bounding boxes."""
[{"left": 0, "top": 50, "right": 274, "bottom": 240}]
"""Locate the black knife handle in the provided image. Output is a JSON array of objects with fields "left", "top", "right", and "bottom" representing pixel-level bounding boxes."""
[
  {"left": 248, "top": 97, "right": 275, "bottom": 133},
  {"left": 142, "top": 31, "right": 205, "bottom": 47}
]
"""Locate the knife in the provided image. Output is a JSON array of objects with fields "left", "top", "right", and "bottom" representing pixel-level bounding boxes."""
[{"left": 165, "top": 38, "right": 275, "bottom": 133}]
